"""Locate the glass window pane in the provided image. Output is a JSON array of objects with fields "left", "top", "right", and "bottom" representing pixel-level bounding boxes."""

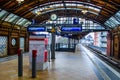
[
  {"left": 114, "top": 15, "right": 120, "bottom": 22},
  {"left": 4, "top": 14, "right": 14, "bottom": 21},
  {"left": 110, "top": 17, "right": 119, "bottom": 24},
  {"left": 16, "top": 18, "right": 24, "bottom": 25},
  {"left": 18, "top": 19, "right": 27, "bottom": 25},
  {"left": 32, "top": 2, "right": 101, "bottom": 15},
  {"left": 116, "top": 11, "right": 120, "bottom": 18},
  {"left": 0, "top": 10, "right": 8, "bottom": 18},
  {"left": 6, "top": 14, "right": 19, "bottom": 23},
  {"left": 23, "top": 21, "right": 31, "bottom": 27},
  {"left": 108, "top": 20, "right": 116, "bottom": 27},
  {"left": 104, "top": 10, "right": 120, "bottom": 28},
  {"left": 104, "top": 22, "right": 111, "bottom": 27},
  {"left": 8, "top": 15, "right": 19, "bottom": 23}
]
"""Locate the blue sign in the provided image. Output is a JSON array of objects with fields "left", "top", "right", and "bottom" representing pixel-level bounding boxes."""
[
  {"left": 27, "top": 27, "right": 46, "bottom": 32},
  {"left": 61, "top": 27, "right": 82, "bottom": 31}
]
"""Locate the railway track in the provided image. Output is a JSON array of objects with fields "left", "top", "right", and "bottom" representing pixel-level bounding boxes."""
[{"left": 85, "top": 45, "right": 120, "bottom": 72}]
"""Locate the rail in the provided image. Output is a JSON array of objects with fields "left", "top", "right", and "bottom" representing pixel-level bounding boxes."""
[{"left": 84, "top": 45, "right": 120, "bottom": 70}]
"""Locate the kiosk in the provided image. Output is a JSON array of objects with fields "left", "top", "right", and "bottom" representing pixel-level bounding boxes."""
[{"left": 29, "top": 36, "right": 48, "bottom": 70}]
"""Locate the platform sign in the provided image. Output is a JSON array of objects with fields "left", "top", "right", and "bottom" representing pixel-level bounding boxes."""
[
  {"left": 27, "top": 27, "right": 46, "bottom": 32},
  {"left": 61, "top": 27, "right": 82, "bottom": 31}
]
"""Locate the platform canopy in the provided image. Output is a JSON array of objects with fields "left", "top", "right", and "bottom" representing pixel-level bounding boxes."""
[{"left": 0, "top": 0, "right": 120, "bottom": 39}]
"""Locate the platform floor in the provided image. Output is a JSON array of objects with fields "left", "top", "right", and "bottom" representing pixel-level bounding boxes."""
[{"left": 0, "top": 44, "right": 119, "bottom": 80}]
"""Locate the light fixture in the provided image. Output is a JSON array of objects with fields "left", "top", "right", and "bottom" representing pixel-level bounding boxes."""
[
  {"left": 81, "top": 9, "right": 88, "bottom": 14},
  {"left": 36, "top": 11, "right": 41, "bottom": 15},
  {"left": 16, "top": 0, "right": 24, "bottom": 4},
  {"left": 82, "top": 4, "right": 88, "bottom": 14}
]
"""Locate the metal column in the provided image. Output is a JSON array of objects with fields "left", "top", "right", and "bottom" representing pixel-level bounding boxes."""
[
  {"left": 32, "top": 50, "right": 37, "bottom": 78},
  {"left": 68, "top": 38, "right": 70, "bottom": 48},
  {"left": 18, "top": 49, "right": 23, "bottom": 77},
  {"left": 51, "top": 32, "right": 56, "bottom": 59}
]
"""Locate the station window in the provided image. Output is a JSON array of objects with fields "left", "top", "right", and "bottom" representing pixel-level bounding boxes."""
[
  {"left": 0, "top": 10, "right": 8, "bottom": 19},
  {"left": 104, "top": 10, "right": 120, "bottom": 28}
]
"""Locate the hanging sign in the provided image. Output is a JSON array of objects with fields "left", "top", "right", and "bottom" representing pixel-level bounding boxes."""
[
  {"left": 27, "top": 27, "right": 46, "bottom": 32},
  {"left": 61, "top": 27, "right": 82, "bottom": 31}
]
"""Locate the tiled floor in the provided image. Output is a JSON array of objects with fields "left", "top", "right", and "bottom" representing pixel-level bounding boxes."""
[{"left": 0, "top": 45, "right": 99, "bottom": 80}]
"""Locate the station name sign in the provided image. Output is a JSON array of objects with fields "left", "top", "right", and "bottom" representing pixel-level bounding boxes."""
[
  {"left": 61, "top": 27, "right": 82, "bottom": 31},
  {"left": 27, "top": 27, "right": 46, "bottom": 32}
]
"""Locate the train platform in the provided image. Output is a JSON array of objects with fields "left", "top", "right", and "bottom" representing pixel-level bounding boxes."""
[{"left": 0, "top": 44, "right": 120, "bottom": 80}]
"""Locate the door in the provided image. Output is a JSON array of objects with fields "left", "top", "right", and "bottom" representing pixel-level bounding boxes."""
[{"left": 113, "top": 35, "right": 119, "bottom": 59}]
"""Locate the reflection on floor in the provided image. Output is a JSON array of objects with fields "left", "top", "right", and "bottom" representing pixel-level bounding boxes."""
[{"left": 0, "top": 45, "right": 98, "bottom": 80}]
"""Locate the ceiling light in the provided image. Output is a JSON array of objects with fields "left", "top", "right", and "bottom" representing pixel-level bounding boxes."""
[
  {"left": 16, "top": 0, "right": 24, "bottom": 4},
  {"left": 82, "top": 9, "right": 88, "bottom": 14},
  {"left": 36, "top": 11, "right": 41, "bottom": 15}
]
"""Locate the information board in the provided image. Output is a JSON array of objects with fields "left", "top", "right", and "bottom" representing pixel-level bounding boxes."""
[
  {"left": 61, "top": 27, "right": 82, "bottom": 31},
  {"left": 27, "top": 27, "right": 46, "bottom": 32}
]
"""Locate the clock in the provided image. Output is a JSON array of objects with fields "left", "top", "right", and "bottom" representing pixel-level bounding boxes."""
[{"left": 50, "top": 14, "right": 57, "bottom": 21}]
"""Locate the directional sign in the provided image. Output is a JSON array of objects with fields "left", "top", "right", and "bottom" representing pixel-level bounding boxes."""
[
  {"left": 27, "top": 27, "right": 46, "bottom": 32},
  {"left": 61, "top": 27, "right": 82, "bottom": 31}
]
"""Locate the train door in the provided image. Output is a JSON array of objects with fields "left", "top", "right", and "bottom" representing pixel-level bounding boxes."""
[{"left": 113, "top": 35, "right": 119, "bottom": 59}]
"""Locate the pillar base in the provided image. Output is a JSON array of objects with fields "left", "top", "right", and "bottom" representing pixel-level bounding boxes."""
[{"left": 51, "top": 57, "right": 56, "bottom": 59}]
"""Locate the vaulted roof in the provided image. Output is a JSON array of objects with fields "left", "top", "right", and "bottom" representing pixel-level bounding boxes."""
[
  {"left": 0, "top": 0, "right": 119, "bottom": 27},
  {"left": 0, "top": 0, "right": 120, "bottom": 39}
]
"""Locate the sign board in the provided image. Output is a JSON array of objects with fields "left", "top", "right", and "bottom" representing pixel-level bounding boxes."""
[
  {"left": 61, "top": 27, "right": 82, "bottom": 31},
  {"left": 27, "top": 27, "right": 46, "bottom": 32}
]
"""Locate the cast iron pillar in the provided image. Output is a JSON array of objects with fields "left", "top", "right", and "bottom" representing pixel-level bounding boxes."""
[{"left": 51, "top": 32, "right": 56, "bottom": 59}]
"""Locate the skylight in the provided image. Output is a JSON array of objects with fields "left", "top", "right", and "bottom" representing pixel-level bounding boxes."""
[
  {"left": 104, "top": 10, "right": 120, "bottom": 28},
  {"left": 31, "top": 2, "right": 101, "bottom": 16}
]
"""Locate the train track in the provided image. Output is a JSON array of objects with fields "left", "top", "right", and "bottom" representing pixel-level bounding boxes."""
[{"left": 85, "top": 45, "right": 120, "bottom": 72}]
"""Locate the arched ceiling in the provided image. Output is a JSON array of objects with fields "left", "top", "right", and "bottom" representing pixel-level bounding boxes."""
[
  {"left": 0, "top": 0, "right": 120, "bottom": 39},
  {"left": 0, "top": 0, "right": 120, "bottom": 29}
]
